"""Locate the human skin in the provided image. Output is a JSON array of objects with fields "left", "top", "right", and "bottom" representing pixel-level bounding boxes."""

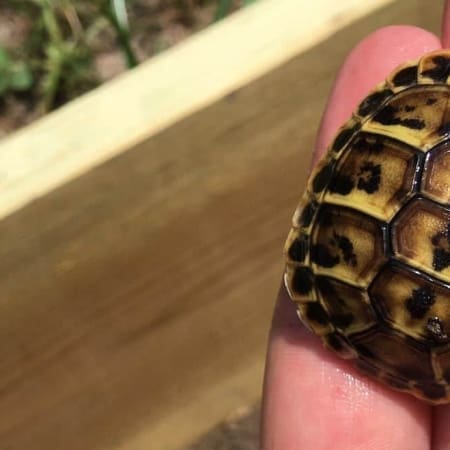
[{"left": 261, "top": 3, "right": 450, "bottom": 449}]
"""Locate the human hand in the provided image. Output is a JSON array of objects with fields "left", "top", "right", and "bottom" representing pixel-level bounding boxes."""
[{"left": 261, "top": 4, "right": 450, "bottom": 449}]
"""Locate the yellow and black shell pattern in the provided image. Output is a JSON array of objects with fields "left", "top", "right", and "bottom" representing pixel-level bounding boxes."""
[{"left": 284, "top": 50, "right": 450, "bottom": 404}]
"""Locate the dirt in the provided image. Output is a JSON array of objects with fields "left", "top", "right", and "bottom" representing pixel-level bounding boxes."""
[
  {"left": 0, "top": 0, "right": 242, "bottom": 138},
  {"left": 186, "top": 403, "right": 260, "bottom": 450}
]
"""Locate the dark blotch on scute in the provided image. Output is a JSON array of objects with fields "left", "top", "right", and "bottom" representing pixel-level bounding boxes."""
[
  {"left": 357, "top": 89, "right": 393, "bottom": 117},
  {"left": 373, "top": 105, "right": 399, "bottom": 125},
  {"left": 420, "top": 383, "right": 447, "bottom": 400},
  {"left": 329, "top": 173, "right": 354, "bottom": 195},
  {"left": 330, "top": 140, "right": 384, "bottom": 197},
  {"left": 332, "top": 312, "right": 354, "bottom": 329},
  {"left": 404, "top": 105, "right": 416, "bottom": 112},
  {"left": 288, "top": 235, "right": 309, "bottom": 263},
  {"left": 391, "top": 65, "right": 417, "bottom": 86},
  {"left": 311, "top": 243, "right": 340, "bottom": 268},
  {"left": 433, "top": 248, "right": 450, "bottom": 271},
  {"left": 305, "top": 302, "right": 329, "bottom": 326},
  {"left": 299, "top": 201, "right": 318, "bottom": 228},
  {"left": 433, "top": 248, "right": 450, "bottom": 272},
  {"left": 311, "top": 232, "right": 357, "bottom": 268},
  {"left": 402, "top": 118, "right": 427, "bottom": 129},
  {"left": 292, "top": 267, "right": 314, "bottom": 295},
  {"left": 332, "top": 232, "right": 357, "bottom": 267},
  {"left": 320, "top": 209, "right": 334, "bottom": 227},
  {"left": 355, "top": 344, "right": 376, "bottom": 360},
  {"left": 426, "top": 317, "right": 449, "bottom": 344},
  {"left": 421, "top": 56, "right": 450, "bottom": 82},
  {"left": 312, "top": 162, "right": 334, "bottom": 193},
  {"left": 325, "top": 333, "right": 347, "bottom": 353},
  {"left": 431, "top": 223, "right": 450, "bottom": 271},
  {"left": 406, "top": 286, "right": 436, "bottom": 319},
  {"left": 332, "top": 123, "right": 360, "bottom": 153},
  {"left": 427, "top": 98, "right": 438, "bottom": 105},
  {"left": 356, "top": 161, "right": 381, "bottom": 194},
  {"left": 373, "top": 105, "right": 426, "bottom": 130},
  {"left": 316, "top": 277, "right": 354, "bottom": 329},
  {"left": 325, "top": 333, "right": 343, "bottom": 351}
]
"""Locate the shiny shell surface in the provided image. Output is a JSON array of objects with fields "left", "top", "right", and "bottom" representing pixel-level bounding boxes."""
[{"left": 284, "top": 50, "right": 450, "bottom": 404}]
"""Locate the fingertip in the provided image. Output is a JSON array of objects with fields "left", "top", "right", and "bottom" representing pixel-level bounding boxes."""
[
  {"left": 263, "top": 25, "right": 440, "bottom": 449},
  {"left": 314, "top": 25, "right": 441, "bottom": 163},
  {"left": 442, "top": 0, "right": 450, "bottom": 48},
  {"left": 263, "top": 289, "right": 430, "bottom": 450}
]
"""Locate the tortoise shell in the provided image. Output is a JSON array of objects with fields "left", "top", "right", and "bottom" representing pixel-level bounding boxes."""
[{"left": 284, "top": 49, "right": 450, "bottom": 404}]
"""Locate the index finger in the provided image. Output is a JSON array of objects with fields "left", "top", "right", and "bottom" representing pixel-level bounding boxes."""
[{"left": 261, "top": 26, "right": 440, "bottom": 450}]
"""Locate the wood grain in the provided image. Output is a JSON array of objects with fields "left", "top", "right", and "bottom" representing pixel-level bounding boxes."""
[{"left": 0, "top": 1, "right": 444, "bottom": 450}]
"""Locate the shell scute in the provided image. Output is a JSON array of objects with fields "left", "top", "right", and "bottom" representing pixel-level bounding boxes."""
[
  {"left": 369, "top": 263, "right": 450, "bottom": 343},
  {"left": 357, "top": 88, "right": 393, "bottom": 118},
  {"left": 310, "top": 205, "right": 386, "bottom": 286},
  {"left": 285, "top": 265, "right": 314, "bottom": 301},
  {"left": 316, "top": 276, "right": 376, "bottom": 335},
  {"left": 284, "top": 50, "right": 450, "bottom": 403},
  {"left": 287, "top": 235, "right": 309, "bottom": 263},
  {"left": 388, "top": 63, "right": 418, "bottom": 88},
  {"left": 352, "top": 327, "right": 435, "bottom": 384},
  {"left": 310, "top": 158, "right": 335, "bottom": 194},
  {"left": 297, "top": 301, "right": 333, "bottom": 336},
  {"left": 434, "top": 348, "right": 450, "bottom": 384},
  {"left": 363, "top": 85, "right": 450, "bottom": 150},
  {"left": 422, "top": 141, "right": 450, "bottom": 205},
  {"left": 419, "top": 51, "right": 450, "bottom": 83},
  {"left": 392, "top": 198, "right": 450, "bottom": 283},
  {"left": 323, "top": 332, "right": 357, "bottom": 359},
  {"left": 331, "top": 119, "right": 361, "bottom": 155},
  {"left": 291, "top": 194, "right": 319, "bottom": 229},
  {"left": 417, "top": 382, "right": 448, "bottom": 401},
  {"left": 324, "top": 133, "right": 419, "bottom": 221}
]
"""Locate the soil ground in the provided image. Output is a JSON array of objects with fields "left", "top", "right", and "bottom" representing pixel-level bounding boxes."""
[
  {"left": 187, "top": 404, "right": 260, "bottom": 450},
  {"left": 0, "top": 0, "right": 242, "bottom": 137}
]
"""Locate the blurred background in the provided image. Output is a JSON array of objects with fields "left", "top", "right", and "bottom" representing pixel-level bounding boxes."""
[
  {"left": 0, "top": 0, "right": 253, "bottom": 138},
  {"left": 0, "top": 1, "right": 444, "bottom": 450}
]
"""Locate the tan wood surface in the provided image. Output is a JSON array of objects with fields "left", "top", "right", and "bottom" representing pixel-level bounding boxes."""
[{"left": 0, "top": 1, "right": 444, "bottom": 449}]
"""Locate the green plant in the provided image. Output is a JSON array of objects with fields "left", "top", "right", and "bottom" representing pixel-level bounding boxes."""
[
  {"left": 214, "top": 0, "right": 233, "bottom": 21},
  {"left": 36, "top": 0, "right": 97, "bottom": 110},
  {"left": 0, "top": 46, "right": 33, "bottom": 96},
  {"left": 1, "top": 0, "right": 261, "bottom": 127},
  {"left": 215, "top": 0, "right": 259, "bottom": 22},
  {"left": 2, "top": 0, "right": 139, "bottom": 111},
  {"left": 107, "top": 0, "right": 138, "bottom": 68}
]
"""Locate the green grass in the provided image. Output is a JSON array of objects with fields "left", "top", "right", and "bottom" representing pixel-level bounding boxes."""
[
  {"left": 0, "top": 0, "right": 260, "bottom": 115},
  {"left": 0, "top": 47, "right": 33, "bottom": 96}
]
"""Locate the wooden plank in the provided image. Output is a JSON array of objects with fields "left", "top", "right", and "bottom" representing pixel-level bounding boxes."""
[
  {"left": 0, "top": 0, "right": 396, "bottom": 220},
  {"left": 0, "top": 1, "right": 444, "bottom": 450}
]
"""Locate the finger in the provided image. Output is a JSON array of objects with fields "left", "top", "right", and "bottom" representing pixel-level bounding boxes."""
[
  {"left": 314, "top": 25, "right": 441, "bottom": 163},
  {"left": 263, "top": 289, "right": 430, "bottom": 450},
  {"left": 425, "top": 5, "right": 450, "bottom": 448},
  {"left": 262, "top": 26, "right": 440, "bottom": 450},
  {"left": 442, "top": 0, "right": 450, "bottom": 48},
  {"left": 433, "top": 404, "right": 450, "bottom": 450}
]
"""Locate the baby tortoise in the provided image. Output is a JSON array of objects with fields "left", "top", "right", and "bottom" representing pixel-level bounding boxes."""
[{"left": 284, "top": 50, "right": 450, "bottom": 404}]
